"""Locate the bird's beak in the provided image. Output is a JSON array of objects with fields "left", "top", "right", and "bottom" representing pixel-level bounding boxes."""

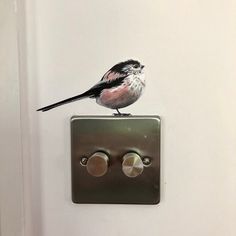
[{"left": 141, "top": 65, "right": 145, "bottom": 69}]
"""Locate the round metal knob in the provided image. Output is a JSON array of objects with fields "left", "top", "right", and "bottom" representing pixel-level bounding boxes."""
[
  {"left": 122, "top": 152, "right": 144, "bottom": 178},
  {"left": 86, "top": 152, "right": 109, "bottom": 177}
]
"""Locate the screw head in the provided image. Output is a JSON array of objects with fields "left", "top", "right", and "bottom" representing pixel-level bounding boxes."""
[
  {"left": 80, "top": 156, "right": 88, "bottom": 166},
  {"left": 142, "top": 157, "right": 152, "bottom": 166}
]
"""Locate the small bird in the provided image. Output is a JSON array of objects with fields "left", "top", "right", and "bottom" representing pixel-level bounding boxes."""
[{"left": 37, "top": 59, "right": 145, "bottom": 115}]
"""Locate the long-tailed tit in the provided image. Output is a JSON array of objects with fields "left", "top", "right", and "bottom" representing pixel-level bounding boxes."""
[{"left": 37, "top": 59, "right": 145, "bottom": 115}]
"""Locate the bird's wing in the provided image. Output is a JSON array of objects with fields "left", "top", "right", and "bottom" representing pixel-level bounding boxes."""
[
  {"left": 88, "top": 74, "right": 128, "bottom": 97},
  {"left": 101, "top": 70, "right": 127, "bottom": 82}
]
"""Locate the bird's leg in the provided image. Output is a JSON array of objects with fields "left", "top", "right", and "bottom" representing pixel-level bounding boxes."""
[
  {"left": 116, "top": 109, "right": 121, "bottom": 115},
  {"left": 113, "top": 109, "right": 121, "bottom": 116},
  {"left": 113, "top": 109, "right": 131, "bottom": 116}
]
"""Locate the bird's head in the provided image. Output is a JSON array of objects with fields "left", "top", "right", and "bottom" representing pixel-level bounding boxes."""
[{"left": 111, "top": 59, "right": 145, "bottom": 75}]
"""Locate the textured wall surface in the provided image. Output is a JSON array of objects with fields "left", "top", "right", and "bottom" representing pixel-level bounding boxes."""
[{"left": 25, "top": 0, "right": 236, "bottom": 235}]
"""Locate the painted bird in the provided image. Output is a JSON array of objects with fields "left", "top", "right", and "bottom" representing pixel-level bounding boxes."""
[{"left": 37, "top": 59, "right": 145, "bottom": 115}]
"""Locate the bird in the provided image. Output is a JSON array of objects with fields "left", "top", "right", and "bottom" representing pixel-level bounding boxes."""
[{"left": 37, "top": 59, "right": 145, "bottom": 115}]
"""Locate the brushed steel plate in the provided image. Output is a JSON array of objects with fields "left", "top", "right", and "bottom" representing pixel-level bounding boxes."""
[{"left": 71, "top": 116, "right": 161, "bottom": 204}]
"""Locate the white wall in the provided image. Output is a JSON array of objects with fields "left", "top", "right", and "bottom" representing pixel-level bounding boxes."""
[{"left": 24, "top": 0, "right": 236, "bottom": 235}]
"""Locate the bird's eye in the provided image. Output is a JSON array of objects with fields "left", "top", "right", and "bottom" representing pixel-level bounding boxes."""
[{"left": 133, "top": 64, "right": 139, "bottom": 69}]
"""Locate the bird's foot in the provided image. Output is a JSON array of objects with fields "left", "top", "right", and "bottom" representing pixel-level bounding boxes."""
[
  {"left": 113, "top": 109, "right": 131, "bottom": 116},
  {"left": 113, "top": 113, "right": 131, "bottom": 116}
]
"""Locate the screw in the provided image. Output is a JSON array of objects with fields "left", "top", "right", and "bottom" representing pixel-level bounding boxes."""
[
  {"left": 80, "top": 156, "right": 88, "bottom": 166},
  {"left": 142, "top": 157, "right": 152, "bottom": 166}
]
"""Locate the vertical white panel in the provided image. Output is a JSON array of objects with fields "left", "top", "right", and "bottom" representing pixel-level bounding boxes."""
[{"left": 0, "top": 0, "right": 24, "bottom": 235}]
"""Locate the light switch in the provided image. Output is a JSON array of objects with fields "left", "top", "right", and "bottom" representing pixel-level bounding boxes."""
[
  {"left": 122, "top": 152, "right": 144, "bottom": 178},
  {"left": 86, "top": 152, "right": 109, "bottom": 177},
  {"left": 71, "top": 116, "right": 161, "bottom": 204}
]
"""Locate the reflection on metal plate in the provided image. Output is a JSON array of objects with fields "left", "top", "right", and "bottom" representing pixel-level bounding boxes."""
[{"left": 71, "top": 116, "right": 161, "bottom": 204}]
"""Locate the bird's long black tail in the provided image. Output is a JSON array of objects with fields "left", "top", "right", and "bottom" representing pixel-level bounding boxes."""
[
  {"left": 37, "top": 75, "right": 126, "bottom": 112},
  {"left": 37, "top": 90, "right": 92, "bottom": 112}
]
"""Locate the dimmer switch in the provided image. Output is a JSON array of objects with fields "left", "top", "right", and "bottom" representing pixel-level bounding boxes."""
[
  {"left": 71, "top": 116, "right": 161, "bottom": 204},
  {"left": 86, "top": 152, "right": 109, "bottom": 177},
  {"left": 122, "top": 152, "right": 144, "bottom": 178}
]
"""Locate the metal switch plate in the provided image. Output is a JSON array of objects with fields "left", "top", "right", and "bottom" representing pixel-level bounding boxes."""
[{"left": 71, "top": 116, "right": 161, "bottom": 204}]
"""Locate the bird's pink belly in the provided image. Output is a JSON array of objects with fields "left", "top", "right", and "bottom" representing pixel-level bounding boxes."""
[{"left": 97, "top": 86, "right": 140, "bottom": 109}]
